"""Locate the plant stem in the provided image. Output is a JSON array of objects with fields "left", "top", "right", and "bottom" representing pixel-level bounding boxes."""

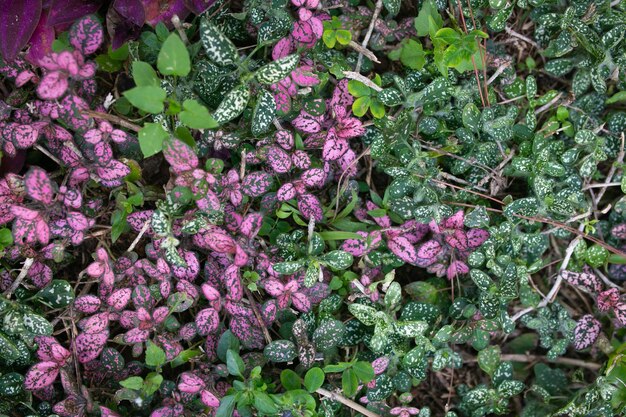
[
  {"left": 315, "top": 388, "right": 380, "bottom": 417},
  {"left": 3, "top": 258, "right": 35, "bottom": 299}
]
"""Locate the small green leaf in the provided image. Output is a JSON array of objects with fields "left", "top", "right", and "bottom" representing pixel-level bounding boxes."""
[
  {"left": 352, "top": 96, "right": 371, "bottom": 117},
  {"left": 281, "top": 369, "right": 302, "bottom": 391},
  {"left": 352, "top": 361, "right": 375, "bottom": 382},
  {"left": 304, "top": 367, "right": 325, "bottom": 392},
  {"left": 157, "top": 33, "right": 191, "bottom": 77},
  {"left": 227, "top": 349, "right": 245, "bottom": 377},
  {"left": 254, "top": 392, "right": 278, "bottom": 414},
  {"left": 477, "top": 345, "right": 501, "bottom": 376},
  {"left": 335, "top": 30, "right": 352, "bottom": 45},
  {"left": 123, "top": 86, "right": 166, "bottom": 114},
  {"left": 145, "top": 341, "right": 166, "bottom": 368},
  {"left": 132, "top": 61, "right": 159, "bottom": 87},
  {"left": 179, "top": 99, "right": 218, "bottom": 129},
  {"left": 138, "top": 123, "right": 169, "bottom": 158},
  {"left": 347, "top": 80, "right": 371, "bottom": 98},
  {"left": 342, "top": 368, "right": 359, "bottom": 397},
  {"left": 119, "top": 376, "right": 143, "bottom": 390}
]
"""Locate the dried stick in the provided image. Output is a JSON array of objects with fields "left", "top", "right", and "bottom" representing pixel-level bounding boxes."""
[
  {"left": 127, "top": 220, "right": 151, "bottom": 253},
  {"left": 348, "top": 41, "right": 380, "bottom": 64},
  {"left": 171, "top": 15, "right": 189, "bottom": 45},
  {"left": 511, "top": 224, "right": 584, "bottom": 322},
  {"left": 81, "top": 110, "right": 142, "bottom": 132},
  {"left": 4, "top": 258, "right": 35, "bottom": 298},
  {"left": 342, "top": 71, "right": 383, "bottom": 92},
  {"left": 355, "top": 0, "right": 383, "bottom": 72},
  {"left": 316, "top": 388, "right": 380, "bottom": 417},
  {"left": 464, "top": 353, "right": 600, "bottom": 371},
  {"left": 244, "top": 287, "right": 272, "bottom": 344}
]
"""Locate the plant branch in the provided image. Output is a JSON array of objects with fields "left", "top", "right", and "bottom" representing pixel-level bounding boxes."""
[
  {"left": 316, "top": 388, "right": 380, "bottom": 417},
  {"left": 127, "top": 220, "right": 151, "bottom": 253},
  {"left": 342, "top": 71, "right": 383, "bottom": 92},
  {"left": 244, "top": 287, "right": 272, "bottom": 344},
  {"left": 82, "top": 110, "right": 142, "bottom": 132},
  {"left": 3, "top": 258, "right": 35, "bottom": 298},
  {"left": 348, "top": 41, "right": 380, "bottom": 64},
  {"left": 355, "top": 0, "right": 383, "bottom": 72},
  {"left": 464, "top": 353, "right": 601, "bottom": 371}
]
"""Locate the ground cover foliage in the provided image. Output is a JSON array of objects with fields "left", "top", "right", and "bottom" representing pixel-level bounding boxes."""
[{"left": 0, "top": 0, "right": 626, "bottom": 416}]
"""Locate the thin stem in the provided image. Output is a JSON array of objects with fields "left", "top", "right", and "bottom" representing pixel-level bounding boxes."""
[
  {"left": 316, "top": 388, "right": 380, "bottom": 417},
  {"left": 3, "top": 258, "right": 35, "bottom": 298},
  {"left": 82, "top": 110, "right": 142, "bottom": 132},
  {"left": 355, "top": 0, "right": 383, "bottom": 72}
]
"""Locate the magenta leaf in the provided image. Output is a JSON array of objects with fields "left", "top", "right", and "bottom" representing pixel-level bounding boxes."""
[
  {"left": 612, "top": 224, "right": 626, "bottom": 240},
  {"left": 467, "top": 228, "right": 489, "bottom": 248},
  {"left": 201, "top": 389, "right": 220, "bottom": 407},
  {"left": 240, "top": 213, "right": 263, "bottom": 239},
  {"left": 107, "top": 288, "right": 132, "bottom": 310},
  {"left": 291, "top": 150, "right": 311, "bottom": 169},
  {"left": 178, "top": 372, "right": 205, "bottom": 394},
  {"left": 291, "top": 66, "right": 320, "bottom": 86},
  {"left": 298, "top": 193, "right": 323, "bottom": 221},
  {"left": 301, "top": 168, "right": 325, "bottom": 188},
  {"left": 69, "top": 15, "right": 104, "bottom": 55},
  {"left": 0, "top": 0, "right": 42, "bottom": 62},
  {"left": 195, "top": 308, "right": 219, "bottom": 336},
  {"left": 388, "top": 236, "right": 418, "bottom": 264},
  {"left": 573, "top": 314, "right": 601, "bottom": 350},
  {"left": 24, "top": 361, "right": 59, "bottom": 390},
  {"left": 597, "top": 288, "right": 620, "bottom": 312},
  {"left": 96, "top": 159, "right": 131, "bottom": 186},
  {"left": 267, "top": 146, "right": 292, "bottom": 174},
  {"left": 241, "top": 171, "right": 273, "bottom": 197},
  {"left": 560, "top": 270, "right": 602, "bottom": 293},
  {"left": 614, "top": 303, "right": 626, "bottom": 327},
  {"left": 11, "top": 124, "right": 40, "bottom": 149},
  {"left": 292, "top": 111, "right": 321, "bottom": 133},
  {"left": 124, "top": 328, "right": 150, "bottom": 344},
  {"left": 322, "top": 137, "right": 349, "bottom": 161},
  {"left": 446, "top": 260, "right": 469, "bottom": 280},
  {"left": 224, "top": 265, "right": 243, "bottom": 301},
  {"left": 37, "top": 71, "right": 69, "bottom": 100},
  {"left": 416, "top": 240, "right": 442, "bottom": 266},
  {"left": 163, "top": 137, "right": 198, "bottom": 174},
  {"left": 75, "top": 331, "right": 108, "bottom": 363},
  {"left": 74, "top": 295, "right": 101, "bottom": 313},
  {"left": 277, "top": 183, "right": 297, "bottom": 201}
]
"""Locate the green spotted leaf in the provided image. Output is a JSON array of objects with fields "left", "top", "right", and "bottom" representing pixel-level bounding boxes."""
[
  {"left": 251, "top": 89, "right": 276, "bottom": 136},
  {"left": 200, "top": 19, "right": 238, "bottom": 66},
  {"left": 214, "top": 85, "right": 250, "bottom": 124},
  {"left": 255, "top": 54, "right": 299, "bottom": 85}
]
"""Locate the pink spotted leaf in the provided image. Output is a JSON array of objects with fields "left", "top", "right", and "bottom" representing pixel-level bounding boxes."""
[
  {"left": 25, "top": 167, "right": 54, "bottom": 204},
  {"left": 24, "top": 361, "right": 60, "bottom": 390},
  {"left": 573, "top": 314, "right": 601, "bottom": 350},
  {"left": 163, "top": 137, "right": 198, "bottom": 174},
  {"left": 69, "top": 14, "right": 103, "bottom": 55}
]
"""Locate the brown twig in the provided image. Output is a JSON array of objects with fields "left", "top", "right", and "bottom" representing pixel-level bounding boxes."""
[
  {"left": 81, "top": 110, "right": 142, "bottom": 132},
  {"left": 342, "top": 71, "right": 383, "bottom": 92},
  {"left": 316, "top": 388, "right": 380, "bottom": 417},
  {"left": 244, "top": 287, "right": 272, "bottom": 344},
  {"left": 127, "top": 220, "right": 151, "bottom": 253},
  {"left": 464, "top": 353, "right": 601, "bottom": 371},
  {"left": 348, "top": 41, "right": 380, "bottom": 64},
  {"left": 355, "top": 0, "right": 383, "bottom": 72},
  {"left": 3, "top": 258, "right": 35, "bottom": 298}
]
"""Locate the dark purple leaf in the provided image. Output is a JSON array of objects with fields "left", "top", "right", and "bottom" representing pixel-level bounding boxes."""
[
  {"left": 47, "top": 0, "right": 100, "bottom": 26},
  {"left": 0, "top": 0, "right": 42, "bottom": 62}
]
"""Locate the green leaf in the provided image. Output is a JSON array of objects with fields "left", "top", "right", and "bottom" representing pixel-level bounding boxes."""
[
  {"left": 123, "top": 86, "right": 166, "bottom": 114},
  {"left": 145, "top": 341, "right": 166, "bottom": 368},
  {"left": 254, "top": 392, "right": 278, "bottom": 414},
  {"left": 399, "top": 40, "right": 426, "bottom": 69},
  {"left": 607, "top": 91, "right": 626, "bottom": 104},
  {"left": 335, "top": 30, "right": 352, "bottom": 45},
  {"left": 323, "top": 31, "right": 336, "bottom": 48},
  {"left": 227, "top": 349, "right": 245, "bottom": 377},
  {"left": 132, "top": 61, "right": 159, "bottom": 87},
  {"left": 138, "top": 123, "right": 169, "bottom": 158},
  {"left": 157, "top": 33, "right": 190, "bottom": 76},
  {"left": 320, "top": 250, "right": 353, "bottom": 270},
  {"left": 144, "top": 372, "right": 163, "bottom": 396},
  {"left": 435, "top": 28, "right": 462, "bottom": 44},
  {"left": 214, "top": 85, "right": 250, "bottom": 124},
  {"left": 477, "top": 345, "right": 500, "bottom": 376},
  {"left": 347, "top": 80, "right": 370, "bottom": 98},
  {"left": 251, "top": 89, "right": 276, "bottom": 136},
  {"left": 179, "top": 99, "right": 218, "bottom": 129},
  {"left": 304, "top": 368, "right": 325, "bottom": 393},
  {"left": 415, "top": 0, "right": 443, "bottom": 36},
  {"left": 200, "top": 19, "right": 239, "bottom": 66},
  {"left": 352, "top": 96, "right": 370, "bottom": 117},
  {"left": 36, "top": 280, "right": 74, "bottom": 308},
  {"left": 0, "top": 228, "right": 13, "bottom": 248},
  {"left": 281, "top": 369, "right": 302, "bottom": 391},
  {"left": 369, "top": 99, "right": 385, "bottom": 119},
  {"left": 264, "top": 340, "right": 297, "bottom": 363},
  {"left": 216, "top": 395, "right": 236, "bottom": 417},
  {"left": 383, "top": 0, "right": 400, "bottom": 15},
  {"left": 119, "top": 376, "right": 143, "bottom": 390},
  {"left": 352, "top": 361, "right": 375, "bottom": 382},
  {"left": 342, "top": 368, "right": 359, "bottom": 397},
  {"left": 255, "top": 54, "right": 299, "bottom": 85}
]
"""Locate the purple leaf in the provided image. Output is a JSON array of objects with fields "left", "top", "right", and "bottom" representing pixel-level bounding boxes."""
[
  {"left": 24, "top": 361, "right": 59, "bottom": 390},
  {"left": 69, "top": 15, "right": 104, "bottom": 55},
  {"left": 560, "top": 270, "right": 602, "bottom": 293},
  {"left": 107, "top": 288, "right": 132, "bottom": 310},
  {"left": 322, "top": 136, "right": 349, "bottom": 161},
  {"left": 75, "top": 331, "right": 108, "bottom": 363},
  {"left": 387, "top": 236, "right": 418, "bottom": 264},
  {"left": 416, "top": 240, "right": 442, "bottom": 266},
  {"left": 291, "top": 292, "right": 310, "bottom": 312},
  {"left": 0, "top": 0, "right": 42, "bottom": 62},
  {"left": 275, "top": 129, "right": 294, "bottom": 150},
  {"left": 442, "top": 210, "right": 465, "bottom": 229},
  {"left": 171, "top": 250, "right": 200, "bottom": 280},
  {"left": 291, "top": 65, "right": 319, "bottom": 87},
  {"left": 573, "top": 314, "right": 601, "bottom": 350},
  {"left": 47, "top": 0, "right": 100, "bottom": 26},
  {"left": 272, "top": 37, "right": 293, "bottom": 60},
  {"left": 597, "top": 288, "right": 620, "bottom": 312},
  {"left": 444, "top": 229, "right": 468, "bottom": 251},
  {"left": 301, "top": 168, "right": 325, "bottom": 188},
  {"left": 201, "top": 389, "right": 220, "bottom": 407},
  {"left": 267, "top": 146, "right": 292, "bottom": 174},
  {"left": 27, "top": 261, "right": 53, "bottom": 288},
  {"left": 11, "top": 124, "right": 39, "bottom": 149},
  {"left": 25, "top": 11, "right": 54, "bottom": 64},
  {"left": 195, "top": 308, "right": 219, "bottom": 336},
  {"left": 292, "top": 111, "right": 321, "bottom": 133},
  {"left": 240, "top": 213, "right": 263, "bottom": 239},
  {"left": 446, "top": 260, "right": 469, "bottom": 280},
  {"left": 37, "top": 71, "right": 69, "bottom": 100},
  {"left": 184, "top": 0, "right": 215, "bottom": 14},
  {"left": 277, "top": 183, "right": 297, "bottom": 201},
  {"left": 35, "top": 336, "right": 69, "bottom": 363},
  {"left": 163, "top": 137, "right": 198, "bottom": 174},
  {"left": 241, "top": 171, "right": 273, "bottom": 197},
  {"left": 74, "top": 295, "right": 101, "bottom": 314},
  {"left": 96, "top": 159, "right": 131, "bottom": 186},
  {"left": 297, "top": 193, "right": 323, "bottom": 221},
  {"left": 291, "top": 150, "right": 311, "bottom": 169},
  {"left": 178, "top": 372, "right": 205, "bottom": 394},
  {"left": 224, "top": 265, "right": 242, "bottom": 301},
  {"left": 467, "top": 229, "right": 489, "bottom": 248},
  {"left": 615, "top": 302, "right": 626, "bottom": 327},
  {"left": 143, "top": 0, "right": 190, "bottom": 27},
  {"left": 124, "top": 328, "right": 150, "bottom": 344},
  {"left": 78, "top": 312, "right": 109, "bottom": 334}
]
